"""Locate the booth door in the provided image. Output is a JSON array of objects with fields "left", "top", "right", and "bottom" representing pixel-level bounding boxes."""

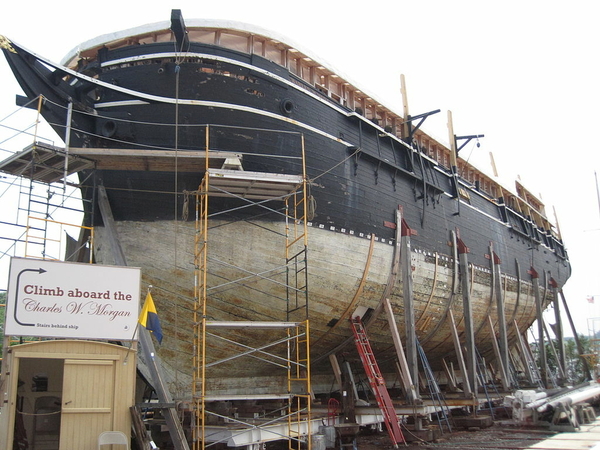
[{"left": 59, "top": 359, "right": 116, "bottom": 450}]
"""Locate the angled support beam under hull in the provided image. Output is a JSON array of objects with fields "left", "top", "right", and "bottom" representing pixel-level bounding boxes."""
[
  {"left": 560, "top": 290, "right": 592, "bottom": 381},
  {"left": 530, "top": 267, "right": 547, "bottom": 388},
  {"left": 490, "top": 244, "right": 510, "bottom": 391},
  {"left": 457, "top": 233, "right": 477, "bottom": 397},
  {"left": 399, "top": 209, "right": 419, "bottom": 401},
  {"left": 549, "top": 279, "right": 567, "bottom": 384},
  {"left": 97, "top": 184, "right": 190, "bottom": 450}
]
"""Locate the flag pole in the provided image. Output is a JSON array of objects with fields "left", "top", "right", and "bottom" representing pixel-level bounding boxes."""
[{"left": 125, "top": 284, "right": 152, "bottom": 363}]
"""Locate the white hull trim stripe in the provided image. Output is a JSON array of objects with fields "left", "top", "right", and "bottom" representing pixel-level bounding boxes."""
[{"left": 95, "top": 97, "right": 351, "bottom": 147}]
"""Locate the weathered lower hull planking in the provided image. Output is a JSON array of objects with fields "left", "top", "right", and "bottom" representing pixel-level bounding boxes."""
[{"left": 93, "top": 219, "right": 549, "bottom": 395}]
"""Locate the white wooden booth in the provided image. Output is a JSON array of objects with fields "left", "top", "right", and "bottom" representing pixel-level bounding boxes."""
[{"left": 0, "top": 340, "right": 136, "bottom": 450}]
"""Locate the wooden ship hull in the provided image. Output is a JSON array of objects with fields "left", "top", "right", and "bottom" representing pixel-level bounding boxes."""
[{"left": 1, "top": 11, "right": 570, "bottom": 396}]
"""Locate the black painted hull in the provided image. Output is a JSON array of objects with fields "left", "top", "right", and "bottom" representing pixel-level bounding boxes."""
[
  {"left": 1, "top": 31, "right": 571, "bottom": 392},
  {"left": 86, "top": 41, "right": 568, "bottom": 283}
]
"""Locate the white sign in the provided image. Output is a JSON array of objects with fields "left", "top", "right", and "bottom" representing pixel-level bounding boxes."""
[{"left": 5, "top": 257, "right": 141, "bottom": 340}]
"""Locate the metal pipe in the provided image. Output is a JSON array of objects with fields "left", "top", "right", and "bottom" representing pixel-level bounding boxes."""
[{"left": 535, "top": 383, "right": 600, "bottom": 413}]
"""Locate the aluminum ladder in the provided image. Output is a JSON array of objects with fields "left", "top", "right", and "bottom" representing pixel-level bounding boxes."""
[
  {"left": 417, "top": 341, "right": 452, "bottom": 433},
  {"left": 350, "top": 317, "right": 405, "bottom": 447}
]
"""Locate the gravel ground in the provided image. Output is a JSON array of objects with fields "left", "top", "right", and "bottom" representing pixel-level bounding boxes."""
[{"left": 354, "top": 423, "right": 558, "bottom": 450}]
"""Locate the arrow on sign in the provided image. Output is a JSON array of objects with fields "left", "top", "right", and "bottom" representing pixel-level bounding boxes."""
[{"left": 13, "top": 267, "right": 47, "bottom": 327}]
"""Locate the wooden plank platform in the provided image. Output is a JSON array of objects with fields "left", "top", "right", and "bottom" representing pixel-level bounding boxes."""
[
  {"left": 69, "top": 147, "right": 241, "bottom": 172},
  {"left": 205, "top": 168, "right": 303, "bottom": 199},
  {"left": 205, "top": 321, "right": 302, "bottom": 329},
  {"left": 0, "top": 142, "right": 94, "bottom": 183},
  {"left": 0, "top": 143, "right": 244, "bottom": 183}
]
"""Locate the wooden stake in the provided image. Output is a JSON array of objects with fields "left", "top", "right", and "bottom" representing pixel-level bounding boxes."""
[{"left": 329, "top": 354, "right": 343, "bottom": 393}]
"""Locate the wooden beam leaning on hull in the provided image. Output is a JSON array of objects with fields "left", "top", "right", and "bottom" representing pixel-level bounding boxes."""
[
  {"left": 487, "top": 316, "right": 510, "bottom": 391},
  {"left": 315, "top": 205, "right": 412, "bottom": 366},
  {"left": 97, "top": 183, "right": 190, "bottom": 450},
  {"left": 315, "top": 205, "right": 415, "bottom": 402},
  {"left": 529, "top": 267, "right": 548, "bottom": 388},
  {"left": 559, "top": 290, "right": 592, "bottom": 381},
  {"left": 457, "top": 233, "right": 478, "bottom": 397},
  {"left": 417, "top": 229, "right": 460, "bottom": 347},
  {"left": 311, "top": 233, "right": 375, "bottom": 347},
  {"left": 448, "top": 309, "right": 472, "bottom": 397},
  {"left": 490, "top": 243, "right": 510, "bottom": 391},
  {"left": 398, "top": 208, "right": 420, "bottom": 402},
  {"left": 513, "top": 319, "right": 539, "bottom": 386},
  {"left": 549, "top": 278, "right": 567, "bottom": 385},
  {"left": 384, "top": 298, "right": 419, "bottom": 404}
]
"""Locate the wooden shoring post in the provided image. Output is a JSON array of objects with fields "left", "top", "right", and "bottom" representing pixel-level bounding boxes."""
[
  {"left": 542, "top": 320, "right": 566, "bottom": 383},
  {"left": 97, "top": 184, "right": 189, "bottom": 450},
  {"left": 394, "top": 361, "right": 408, "bottom": 395},
  {"left": 442, "top": 358, "right": 458, "bottom": 392},
  {"left": 384, "top": 298, "right": 419, "bottom": 403},
  {"left": 63, "top": 100, "right": 73, "bottom": 192},
  {"left": 399, "top": 208, "right": 419, "bottom": 399},
  {"left": 490, "top": 245, "right": 510, "bottom": 389},
  {"left": 487, "top": 316, "right": 510, "bottom": 391},
  {"left": 549, "top": 278, "right": 566, "bottom": 384},
  {"left": 529, "top": 266, "right": 547, "bottom": 388},
  {"left": 457, "top": 234, "right": 477, "bottom": 396},
  {"left": 513, "top": 320, "right": 536, "bottom": 384},
  {"left": 342, "top": 361, "right": 360, "bottom": 415},
  {"left": 523, "top": 335, "right": 542, "bottom": 384},
  {"left": 97, "top": 184, "right": 127, "bottom": 266},
  {"left": 450, "top": 231, "right": 460, "bottom": 295},
  {"left": 329, "top": 354, "right": 343, "bottom": 393},
  {"left": 560, "top": 289, "right": 592, "bottom": 381},
  {"left": 448, "top": 309, "right": 472, "bottom": 397}
]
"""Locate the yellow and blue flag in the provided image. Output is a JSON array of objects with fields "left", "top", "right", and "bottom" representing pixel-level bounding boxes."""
[{"left": 139, "top": 292, "right": 163, "bottom": 344}]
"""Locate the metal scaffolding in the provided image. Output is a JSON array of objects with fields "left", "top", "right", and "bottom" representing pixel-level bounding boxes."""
[
  {"left": 0, "top": 142, "right": 93, "bottom": 266},
  {"left": 192, "top": 125, "right": 311, "bottom": 450}
]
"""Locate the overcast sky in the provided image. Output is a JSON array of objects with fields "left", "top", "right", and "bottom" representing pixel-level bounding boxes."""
[{"left": 1, "top": 0, "right": 599, "bottom": 336}]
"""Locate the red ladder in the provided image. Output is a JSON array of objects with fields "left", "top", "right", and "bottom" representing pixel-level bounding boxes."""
[{"left": 350, "top": 316, "right": 405, "bottom": 447}]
